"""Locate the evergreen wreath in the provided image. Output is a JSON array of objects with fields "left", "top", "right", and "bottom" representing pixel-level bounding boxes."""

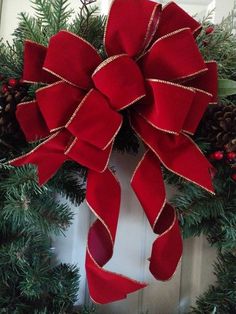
[{"left": 0, "top": 0, "right": 235, "bottom": 313}]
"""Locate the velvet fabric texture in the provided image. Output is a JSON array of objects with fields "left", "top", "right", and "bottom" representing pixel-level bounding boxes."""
[{"left": 11, "top": 0, "right": 218, "bottom": 304}]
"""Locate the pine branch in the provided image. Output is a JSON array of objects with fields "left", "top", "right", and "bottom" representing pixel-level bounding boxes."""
[
  {"left": 52, "top": 0, "right": 74, "bottom": 32},
  {"left": 27, "top": 83, "right": 46, "bottom": 99},
  {"left": 19, "top": 262, "right": 52, "bottom": 300},
  {"left": 48, "top": 264, "right": 80, "bottom": 311},
  {"left": 49, "top": 161, "right": 87, "bottom": 207},
  {"left": 0, "top": 165, "right": 73, "bottom": 235},
  {"left": 32, "top": 0, "right": 73, "bottom": 36},
  {"left": 169, "top": 162, "right": 236, "bottom": 250},
  {"left": 31, "top": 0, "right": 54, "bottom": 30},
  {"left": 0, "top": 39, "right": 23, "bottom": 78},
  {"left": 31, "top": 194, "right": 74, "bottom": 234},
  {"left": 0, "top": 165, "right": 47, "bottom": 196},
  {"left": 190, "top": 252, "right": 236, "bottom": 314},
  {"left": 79, "top": 305, "right": 97, "bottom": 314},
  {"left": 69, "top": 2, "right": 106, "bottom": 51},
  {"left": 0, "top": 163, "right": 80, "bottom": 312},
  {"left": 198, "top": 10, "right": 236, "bottom": 80},
  {"left": 16, "top": 12, "right": 46, "bottom": 44}
]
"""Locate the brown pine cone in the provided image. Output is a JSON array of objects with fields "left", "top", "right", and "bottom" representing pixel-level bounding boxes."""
[
  {"left": 225, "top": 139, "right": 236, "bottom": 152},
  {"left": 0, "top": 80, "right": 30, "bottom": 158},
  {"left": 198, "top": 103, "right": 236, "bottom": 150}
]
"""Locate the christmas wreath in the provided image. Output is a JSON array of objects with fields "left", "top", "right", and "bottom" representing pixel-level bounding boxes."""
[{"left": 0, "top": 0, "right": 236, "bottom": 313}]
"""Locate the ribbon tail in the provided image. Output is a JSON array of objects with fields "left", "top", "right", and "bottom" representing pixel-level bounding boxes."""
[
  {"left": 86, "top": 249, "right": 147, "bottom": 304},
  {"left": 130, "top": 112, "right": 215, "bottom": 194},
  {"left": 9, "top": 131, "right": 71, "bottom": 185},
  {"left": 86, "top": 169, "right": 146, "bottom": 304},
  {"left": 131, "top": 150, "right": 183, "bottom": 281}
]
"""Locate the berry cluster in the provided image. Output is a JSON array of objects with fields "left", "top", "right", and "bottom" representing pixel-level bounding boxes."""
[
  {"left": 210, "top": 150, "right": 236, "bottom": 181},
  {"left": 202, "top": 26, "right": 214, "bottom": 47},
  {"left": 1, "top": 77, "right": 23, "bottom": 92}
]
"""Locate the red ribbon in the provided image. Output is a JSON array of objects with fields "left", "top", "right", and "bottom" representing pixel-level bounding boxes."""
[{"left": 10, "top": 0, "right": 218, "bottom": 304}]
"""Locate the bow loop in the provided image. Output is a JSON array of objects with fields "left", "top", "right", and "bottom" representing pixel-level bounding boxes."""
[
  {"left": 155, "top": 2, "right": 201, "bottom": 40},
  {"left": 43, "top": 30, "right": 102, "bottom": 89},
  {"left": 134, "top": 79, "right": 195, "bottom": 134},
  {"left": 16, "top": 101, "right": 50, "bottom": 142},
  {"left": 184, "top": 61, "right": 218, "bottom": 104},
  {"left": 139, "top": 28, "right": 207, "bottom": 82},
  {"left": 36, "top": 81, "right": 85, "bottom": 132},
  {"left": 23, "top": 40, "right": 58, "bottom": 84},
  {"left": 105, "top": 0, "right": 161, "bottom": 58},
  {"left": 182, "top": 89, "right": 213, "bottom": 134}
]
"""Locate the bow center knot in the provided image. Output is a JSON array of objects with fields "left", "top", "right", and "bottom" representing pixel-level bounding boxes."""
[{"left": 92, "top": 54, "right": 146, "bottom": 111}]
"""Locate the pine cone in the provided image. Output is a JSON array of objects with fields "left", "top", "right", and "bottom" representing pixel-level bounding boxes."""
[
  {"left": 0, "top": 81, "right": 30, "bottom": 158},
  {"left": 225, "top": 138, "right": 236, "bottom": 152},
  {"left": 198, "top": 103, "right": 236, "bottom": 150}
]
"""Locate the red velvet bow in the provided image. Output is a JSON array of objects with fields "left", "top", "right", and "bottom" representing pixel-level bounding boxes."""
[{"left": 10, "top": 0, "right": 218, "bottom": 304}]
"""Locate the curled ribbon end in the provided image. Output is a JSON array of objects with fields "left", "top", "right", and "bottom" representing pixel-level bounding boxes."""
[
  {"left": 90, "top": 283, "right": 148, "bottom": 305},
  {"left": 88, "top": 273, "right": 148, "bottom": 304}
]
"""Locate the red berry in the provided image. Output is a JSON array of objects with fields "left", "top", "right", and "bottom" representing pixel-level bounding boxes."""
[
  {"left": 231, "top": 173, "right": 236, "bottom": 181},
  {"left": 226, "top": 152, "right": 236, "bottom": 161},
  {"left": 8, "top": 78, "right": 18, "bottom": 87},
  {"left": 211, "top": 151, "right": 224, "bottom": 160},
  {"left": 1, "top": 84, "right": 8, "bottom": 93},
  {"left": 205, "top": 26, "right": 214, "bottom": 35}
]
